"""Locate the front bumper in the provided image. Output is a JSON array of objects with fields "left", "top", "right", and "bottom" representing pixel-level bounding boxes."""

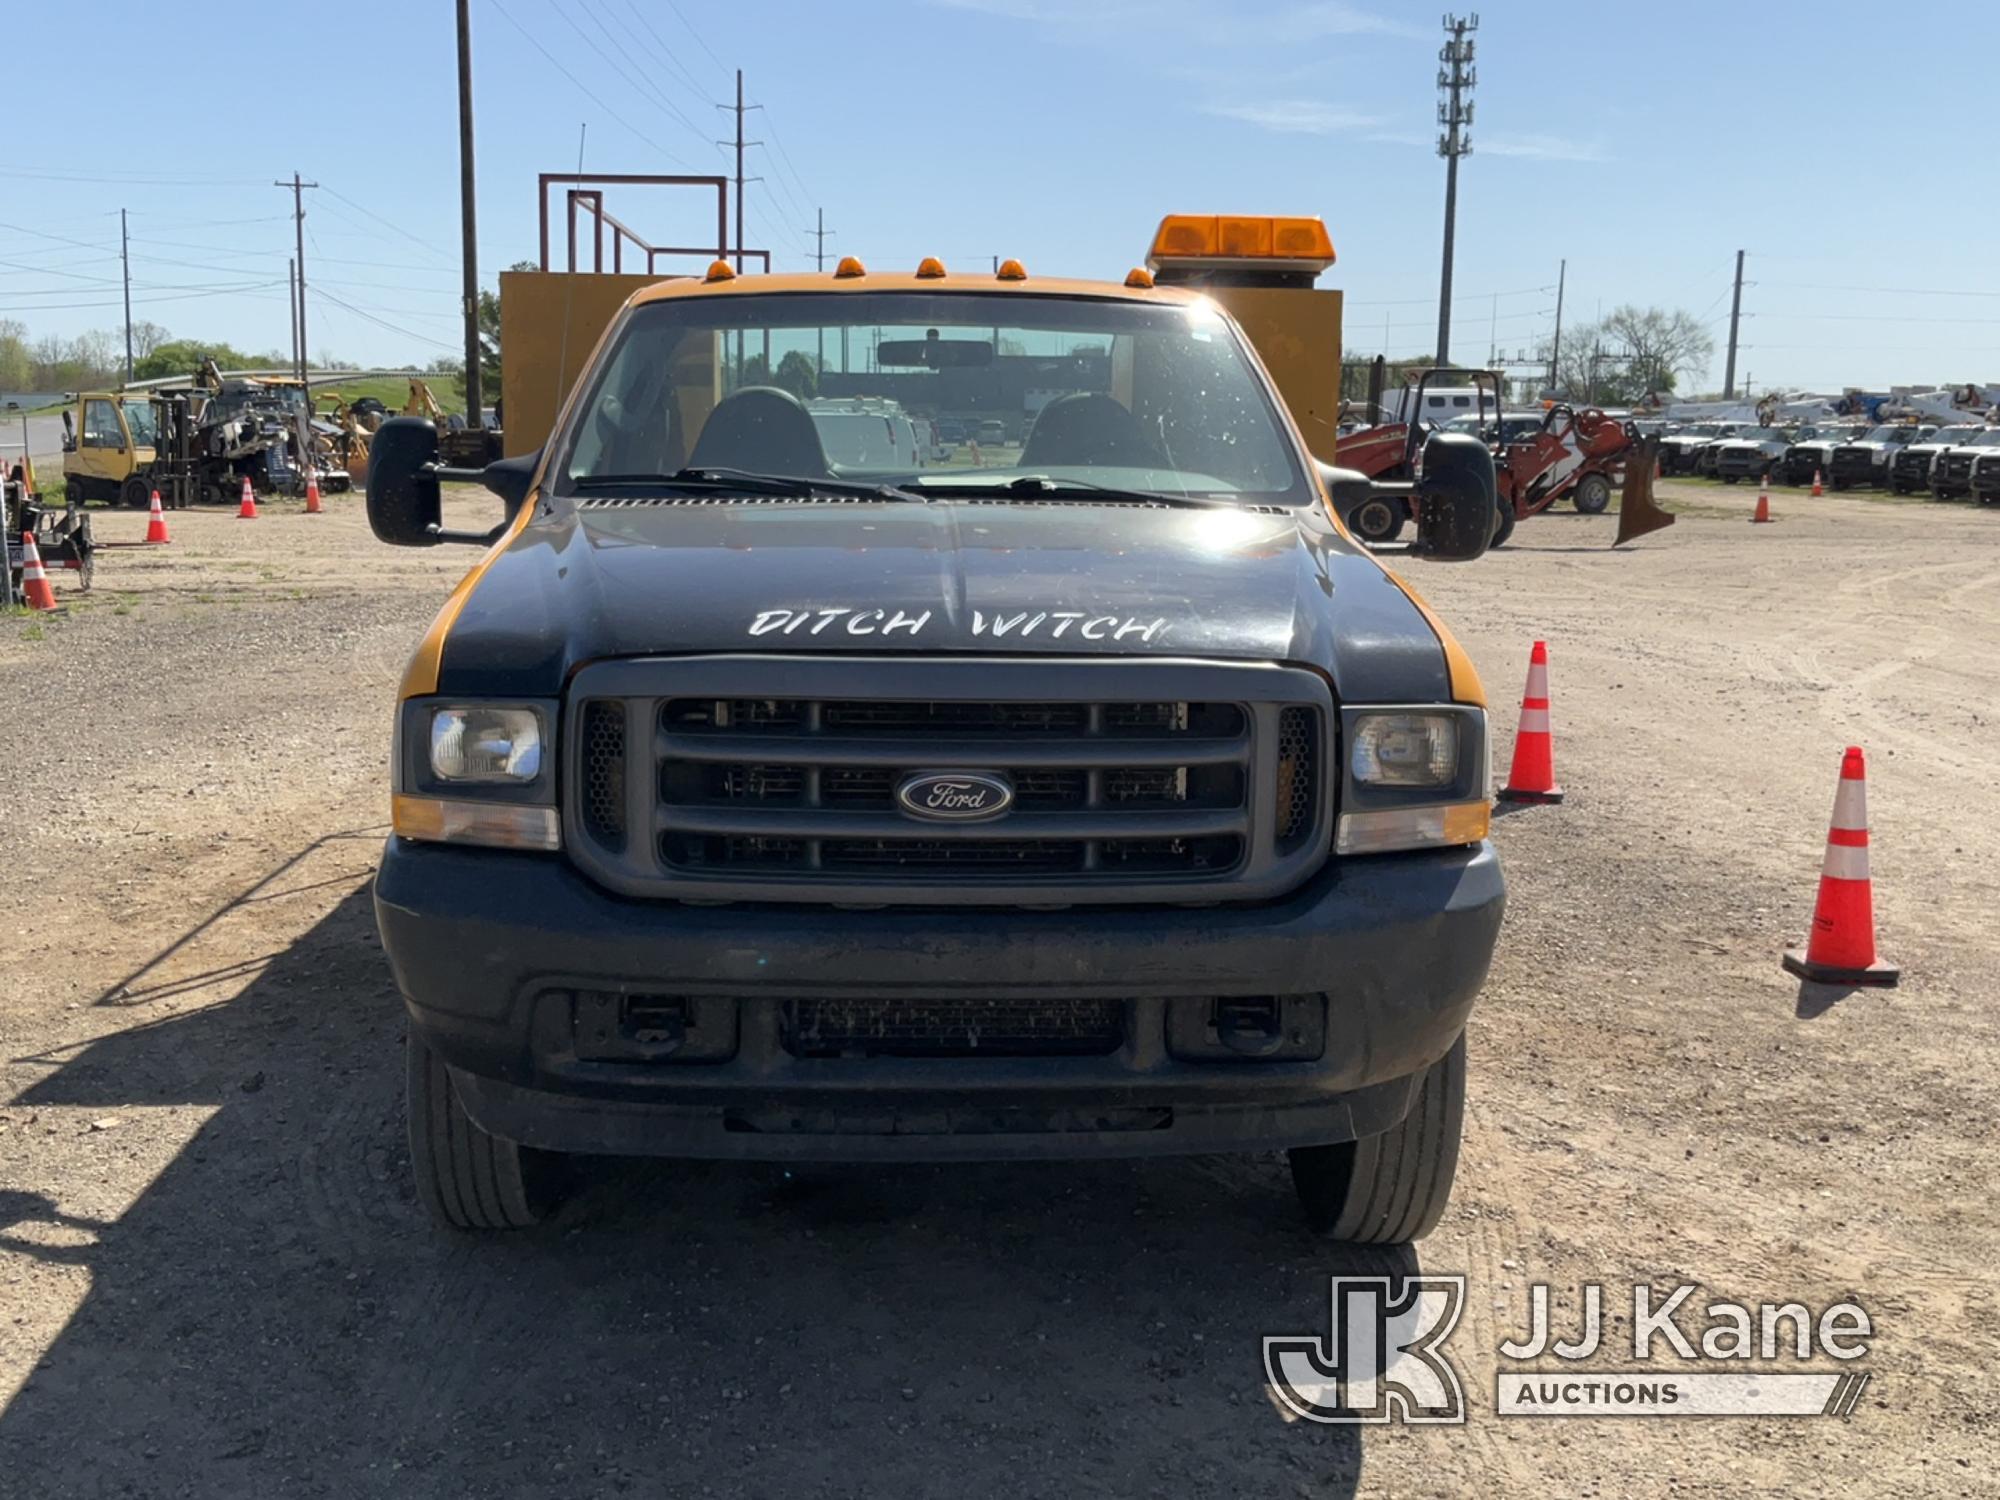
[{"left": 374, "top": 838, "right": 1505, "bottom": 1161}]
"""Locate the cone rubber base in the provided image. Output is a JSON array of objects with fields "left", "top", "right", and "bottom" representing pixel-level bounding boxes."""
[
  {"left": 1782, "top": 949, "right": 1899, "bottom": 988},
  {"left": 1498, "top": 785, "right": 1564, "bottom": 805}
]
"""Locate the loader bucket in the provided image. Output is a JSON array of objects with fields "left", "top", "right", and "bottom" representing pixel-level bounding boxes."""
[{"left": 1613, "top": 435, "right": 1675, "bottom": 547}]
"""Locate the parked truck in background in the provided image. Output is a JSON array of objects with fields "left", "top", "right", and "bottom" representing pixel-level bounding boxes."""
[
  {"left": 1934, "top": 428, "right": 2000, "bottom": 500},
  {"left": 1888, "top": 424, "right": 1981, "bottom": 494},
  {"left": 1829, "top": 423, "right": 1932, "bottom": 490},
  {"left": 1710, "top": 426, "right": 1792, "bottom": 483},
  {"left": 364, "top": 214, "right": 1504, "bottom": 1244}
]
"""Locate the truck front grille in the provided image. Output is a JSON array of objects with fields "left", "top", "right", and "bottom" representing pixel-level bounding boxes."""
[{"left": 563, "top": 657, "right": 1332, "bottom": 905}]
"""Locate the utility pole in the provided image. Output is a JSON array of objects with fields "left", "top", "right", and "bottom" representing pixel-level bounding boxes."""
[
  {"left": 1723, "top": 248, "right": 1745, "bottom": 400},
  {"left": 275, "top": 172, "right": 318, "bottom": 384},
  {"left": 1548, "top": 258, "right": 1565, "bottom": 395},
  {"left": 1434, "top": 12, "right": 1478, "bottom": 366},
  {"left": 717, "top": 70, "right": 762, "bottom": 271},
  {"left": 809, "top": 209, "right": 836, "bottom": 376},
  {"left": 456, "top": 0, "right": 483, "bottom": 427},
  {"left": 288, "top": 259, "right": 299, "bottom": 375},
  {"left": 119, "top": 209, "right": 133, "bottom": 384}
]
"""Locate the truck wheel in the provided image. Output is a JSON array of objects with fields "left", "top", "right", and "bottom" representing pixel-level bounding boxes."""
[
  {"left": 1572, "top": 473, "right": 1611, "bottom": 514},
  {"left": 1490, "top": 503, "right": 1516, "bottom": 549},
  {"left": 1345, "top": 494, "right": 1406, "bottom": 543},
  {"left": 119, "top": 475, "right": 151, "bottom": 510},
  {"left": 406, "top": 1030, "right": 562, "bottom": 1231},
  {"left": 1289, "top": 1035, "right": 1465, "bottom": 1244},
  {"left": 1720, "top": 474, "right": 1739, "bottom": 485}
]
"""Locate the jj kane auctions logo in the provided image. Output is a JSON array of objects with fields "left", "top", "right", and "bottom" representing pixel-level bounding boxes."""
[{"left": 1266, "top": 1279, "right": 1875, "bottom": 1424}]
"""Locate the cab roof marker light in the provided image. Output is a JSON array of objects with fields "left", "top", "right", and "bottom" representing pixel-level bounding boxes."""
[
  {"left": 996, "top": 258, "right": 1028, "bottom": 281},
  {"left": 915, "top": 256, "right": 948, "bottom": 279},
  {"left": 1124, "top": 267, "right": 1155, "bottom": 289},
  {"left": 833, "top": 255, "right": 866, "bottom": 278},
  {"left": 703, "top": 260, "right": 736, "bottom": 283}
]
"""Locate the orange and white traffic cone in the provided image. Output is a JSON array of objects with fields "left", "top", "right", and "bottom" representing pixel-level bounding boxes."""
[
  {"left": 303, "top": 466, "right": 322, "bottom": 514},
  {"left": 237, "top": 475, "right": 258, "bottom": 520},
  {"left": 1751, "top": 476, "right": 1774, "bottom": 523},
  {"left": 145, "top": 488, "right": 171, "bottom": 544},
  {"left": 1498, "top": 640, "right": 1563, "bottom": 804},
  {"left": 1811, "top": 468, "right": 1824, "bottom": 497},
  {"left": 1782, "top": 746, "right": 1899, "bottom": 987},
  {"left": 19, "top": 530, "right": 57, "bottom": 611}
]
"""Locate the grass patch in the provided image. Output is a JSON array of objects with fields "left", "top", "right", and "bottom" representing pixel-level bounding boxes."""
[
  {"left": 22, "top": 622, "right": 44, "bottom": 641},
  {"left": 194, "top": 592, "right": 216, "bottom": 604}
]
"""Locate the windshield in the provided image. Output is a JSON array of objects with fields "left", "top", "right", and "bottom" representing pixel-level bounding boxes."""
[
  {"left": 1861, "top": 426, "right": 1905, "bottom": 442},
  {"left": 120, "top": 400, "right": 157, "bottom": 446},
  {"left": 554, "top": 291, "right": 1311, "bottom": 504},
  {"left": 1965, "top": 430, "right": 2000, "bottom": 448},
  {"left": 1734, "top": 428, "right": 1783, "bottom": 442}
]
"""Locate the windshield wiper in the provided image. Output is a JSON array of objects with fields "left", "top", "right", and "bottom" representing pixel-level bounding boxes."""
[
  {"left": 907, "top": 474, "right": 1233, "bottom": 509},
  {"left": 569, "top": 467, "right": 928, "bottom": 503}
]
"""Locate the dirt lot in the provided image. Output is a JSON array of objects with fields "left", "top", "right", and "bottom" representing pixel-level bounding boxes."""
[{"left": 1, "top": 483, "right": 1995, "bottom": 1498}]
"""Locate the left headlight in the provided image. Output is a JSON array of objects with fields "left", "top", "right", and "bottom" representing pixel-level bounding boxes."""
[{"left": 393, "top": 698, "right": 560, "bottom": 851}]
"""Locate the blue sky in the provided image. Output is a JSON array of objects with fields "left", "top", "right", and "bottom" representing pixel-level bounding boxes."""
[{"left": 3, "top": 0, "right": 1995, "bottom": 392}]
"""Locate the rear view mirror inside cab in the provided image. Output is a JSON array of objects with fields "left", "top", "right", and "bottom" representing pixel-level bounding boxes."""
[{"left": 874, "top": 337, "right": 994, "bottom": 369}]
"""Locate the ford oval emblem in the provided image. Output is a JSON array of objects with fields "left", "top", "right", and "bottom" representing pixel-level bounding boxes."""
[{"left": 896, "top": 770, "right": 1014, "bottom": 823}]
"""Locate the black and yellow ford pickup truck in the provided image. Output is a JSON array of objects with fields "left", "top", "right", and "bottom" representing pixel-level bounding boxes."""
[{"left": 366, "top": 215, "right": 1504, "bottom": 1242}]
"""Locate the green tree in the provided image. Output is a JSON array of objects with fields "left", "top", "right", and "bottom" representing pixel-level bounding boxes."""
[
  {"left": 772, "top": 350, "right": 820, "bottom": 399},
  {"left": 1555, "top": 306, "right": 1714, "bottom": 405},
  {"left": 133, "top": 338, "right": 257, "bottom": 382}
]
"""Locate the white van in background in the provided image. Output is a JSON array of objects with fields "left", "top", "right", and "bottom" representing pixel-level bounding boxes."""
[{"left": 807, "top": 397, "right": 928, "bottom": 471}]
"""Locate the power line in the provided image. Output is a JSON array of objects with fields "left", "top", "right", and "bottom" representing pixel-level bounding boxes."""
[
  {"left": 315, "top": 188, "right": 456, "bottom": 262},
  {"left": 1759, "top": 279, "right": 2000, "bottom": 301},
  {"left": 316, "top": 288, "right": 461, "bottom": 352},
  {"left": 486, "top": 0, "right": 697, "bottom": 169},
  {"left": 613, "top": 0, "right": 718, "bottom": 98},
  {"left": 573, "top": 0, "right": 715, "bottom": 140}
]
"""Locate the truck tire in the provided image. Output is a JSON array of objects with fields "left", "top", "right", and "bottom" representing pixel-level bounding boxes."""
[
  {"left": 1289, "top": 1035, "right": 1465, "bottom": 1244},
  {"left": 119, "top": 475, "right": 151, "bottom": 510},
  {"left": 406, "top": 1030, "right": 561, "bottom": 1231},
  {"left": 1490, "top": 502, "right": 1516, "bottom": 549},
  {"left": 1572, "top": 474, "right": 1611, "bottom": 514},
  {"left": 1344, "top": 494, "right": 1406, "bottom": 543}
]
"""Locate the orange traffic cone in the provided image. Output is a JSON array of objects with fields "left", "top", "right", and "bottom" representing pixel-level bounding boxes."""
[
  {"left": 19, "top": 530, "right": 57, "bottom": 611},
  {"left": 1751, "top": 476, "right": 1774, "bottom": 523},
  {"left": 303, "top": 466, "right": 322, "bottom": 514},
  {"left": 1783, "top": 746, "right": 1899, "bottom": 987},
  {"left": 1811, "top": 468, "right": 1824, "bottom": 497},
  {"left": 1498, "top": 640, "right": 1563, "bottom": 804},
  {"left": 237, "top": 475, "right": 258, "bottom": 520},
  {"left": 145, "top": 488, "right": 171, "bottom": 544}
]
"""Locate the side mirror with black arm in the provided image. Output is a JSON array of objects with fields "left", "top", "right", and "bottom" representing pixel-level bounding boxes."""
[
  {"left": 1407, "top": 430, "right": 1495, "bottom": 562},
  {"left": 367, "top": 418, "right": 539, "bottom": 548}
]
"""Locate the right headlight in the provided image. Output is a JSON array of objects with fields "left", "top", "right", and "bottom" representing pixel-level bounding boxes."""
[
  {"left": 1337, "top": 705, "right": 1490, "bottom": 856},
  {"left": 392, "top": 697, "right": 561, "bottom": 851}
]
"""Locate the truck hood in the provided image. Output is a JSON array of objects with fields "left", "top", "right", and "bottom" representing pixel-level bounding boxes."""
[{"left": 433, "top": 496, "right": 1454, "bottom": 704}]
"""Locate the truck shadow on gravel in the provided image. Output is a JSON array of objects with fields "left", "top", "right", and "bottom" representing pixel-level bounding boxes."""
[{"left": 4, "top": 886, "right": 1389, "bottom": 1499}]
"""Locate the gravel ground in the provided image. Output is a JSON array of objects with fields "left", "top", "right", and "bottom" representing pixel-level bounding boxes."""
[{"left": 0, "top": 483, "right": 1995, "bottom": 1498}]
